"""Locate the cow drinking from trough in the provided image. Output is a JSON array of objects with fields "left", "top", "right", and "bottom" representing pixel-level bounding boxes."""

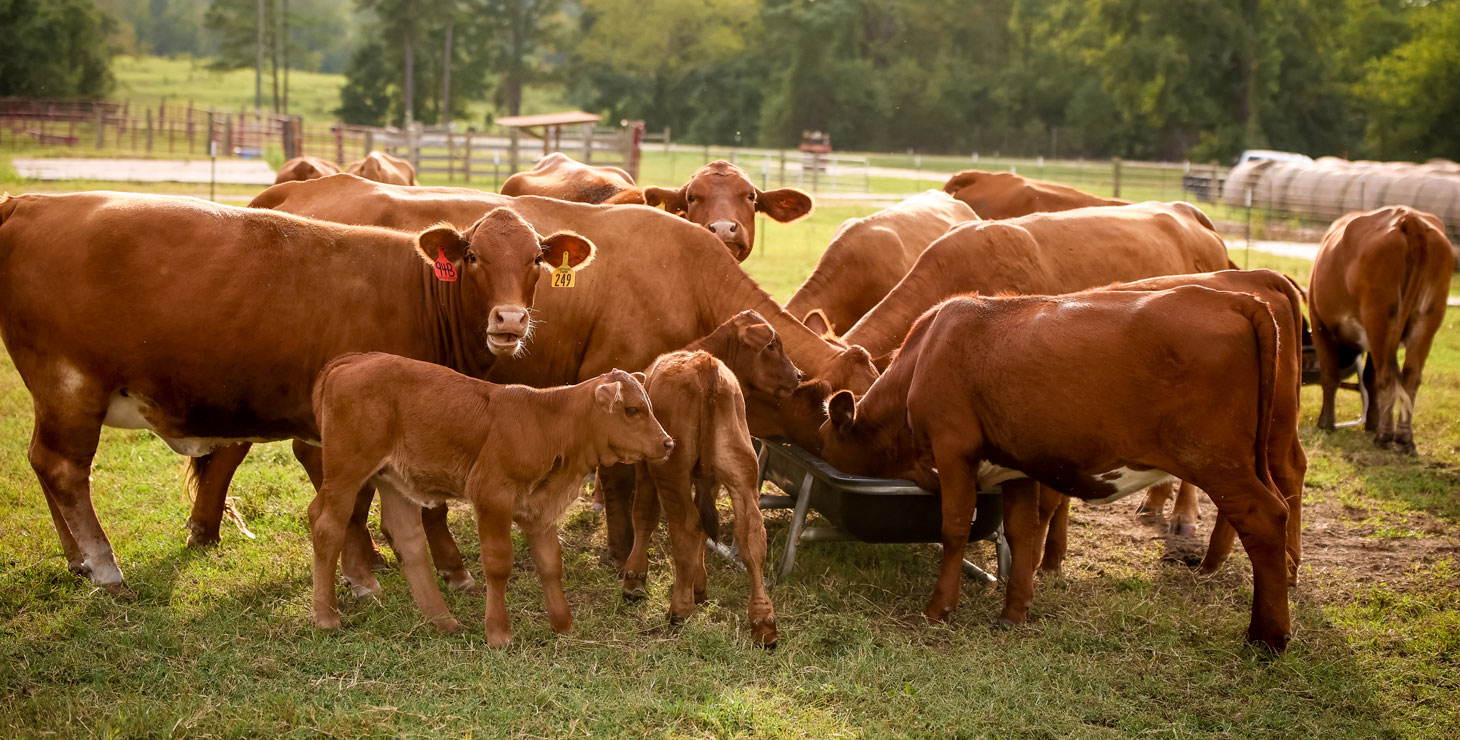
[
  {"left": 644, "top": 160, "right": 814, "bottom": 262},
  {"left": 819, "top": 289, "right": 1292, "bottom": 652},
  {"left": 0, "top": 192, "right": 594, "bottom": 592},
  {"left": 310, "top": 354, "right": 671, "bottom": 646},
  {"left": 1309, "top": 206, "right": 1454, "bottom": 454}
]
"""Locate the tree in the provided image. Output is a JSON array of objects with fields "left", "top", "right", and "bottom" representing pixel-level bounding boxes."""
[
  {"left": 485, "top": 0, "right": 567, "bottom": 116},
  {"left": 0, "top": 0, "right": 116, "bottom": 98},
  {"left": 1357, "top": 0, "right": 1460, "bottom": 159}
]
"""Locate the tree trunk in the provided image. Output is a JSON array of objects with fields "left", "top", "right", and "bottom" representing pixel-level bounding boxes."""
[
  {"left": 281, "top": 0, "right": 289, "bottom": 114},
  {"left": 441, "top": 20, "right": 454, "bottom": 125},
  {"left": 404, "top": 30, "right": 415, "bottom": 126},
  {"left": 269, "top": 0, "right": 279, "bottom": 113}
]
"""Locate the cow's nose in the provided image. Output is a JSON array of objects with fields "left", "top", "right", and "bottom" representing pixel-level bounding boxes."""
[
  {"left": 707, "top": 221, "right": 739, "bottom": 240},
  {"left": 491, "top": 307, "right": 527, "bottom": 329},
  {"left": 663, "top": 438, "right": 676, "bottom": 453}
]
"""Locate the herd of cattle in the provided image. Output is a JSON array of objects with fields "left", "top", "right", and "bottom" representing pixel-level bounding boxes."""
[{"left": 0, "top": 149, "right": 1452, "bottom": 654}]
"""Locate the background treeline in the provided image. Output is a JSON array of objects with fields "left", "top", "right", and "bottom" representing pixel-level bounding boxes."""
[{"left": 3, "top": 0, "right": 1457, "bottom": 162}]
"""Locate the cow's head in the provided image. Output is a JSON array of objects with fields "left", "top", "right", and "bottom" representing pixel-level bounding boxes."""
[
  {"left": 416, "top": 207, "right": 595, "bottom": 358},
  {"left": 819, "top": 389, "right": 928, "bottom": 487},
  {"left": 743, "top": 342, "right": 879, "bottom": 452},
  {"left": 590, "top": 370, "right": 675, "bottom": 466},
  {"left": 643, "top": 160, "right": 813, "bottom": 262},
  {"left": 725, "top": 311, "right": 800, "bottom": 399}
]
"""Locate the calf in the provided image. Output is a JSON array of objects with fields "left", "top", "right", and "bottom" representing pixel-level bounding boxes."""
[
  {"left": 347, "top": 151, "right": 419, "bottom": 185},
  {"left": 1310, "top": 206, "right": 1454, "bottom": 454},
  {"left": 621, "top": 311, "right": 799, "bottom": 646},
  {"left": 820, "top": 289, "right": 1292, "bottom": 651},
  {"left": 309, "top": 353, "right": 673, "bottom": 646},
  {"left": 644, "top": 160, "right": 813, "bottom": 261}
]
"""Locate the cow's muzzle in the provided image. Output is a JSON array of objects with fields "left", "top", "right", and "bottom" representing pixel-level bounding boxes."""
[{"left": 486, "top": 305, "right": 530, "bottom": 356}]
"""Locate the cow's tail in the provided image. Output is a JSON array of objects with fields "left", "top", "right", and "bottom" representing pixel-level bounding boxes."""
[
  {"left": 1239, "top": 295, "right": 1279, "bottom": 491},
  {"left": 1391, "top": 210, "right": 1438, "bottom": 416},
  {"left": 693, "top": 355, "right": 723, "bottom": 543}
]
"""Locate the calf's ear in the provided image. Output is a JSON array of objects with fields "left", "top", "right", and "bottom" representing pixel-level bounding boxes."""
[
  {"left": 644, "top": 186, "right": 688, "bottom": 216},
  {"left": 542, "top": 231, "right": 596, "bottom": 269},
  {"left": 594, "top": 380, "right": 624, "bottom": 412},
  {"left": 416, "top": 224, "right": 468, "bottom": 267},
  {"left": 630, "top": 371, "right": 647, "bottom": 387},
  {"left": 827, "top": 390, "right": 856, "bottom": 429},
  {"left": 737, "top": 319, "right": 776, "bottom": 349},
  {"left": 755, "top": 187, "right": 813, "bottom": 223}
]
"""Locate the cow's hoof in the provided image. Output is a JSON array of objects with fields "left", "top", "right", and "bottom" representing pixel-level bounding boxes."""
[
  {"left": 442, "top": 571, "right": 479, "bottom": 593},
  {"left": 1246, "top": 628, "right": 1291, "bottom": 654},
  {"left": 433, "top": 618, "right": 462, "bottom": 635},
  {"left": 667, "top": 611, "right": 692, "bottom": 627},
  {"left": 923, "top": 604, "right": 954, "bottom": 623},
  {"left": 185, "top": 522, "right": 221, "bottom": 548},
  {"left": 66, "top": 561, "right": 93, "bottom": 579},
  {"left": 622, "top": 588, "right": 646, "bottom": 602},
  {"left": 751, "top": 618, "right": 778, "bottom": 649},
  {"left": 693, "top": 589, "right": 708, "bottom": 605},
  {"left": 348, "top": 582, "right": 383, "bottom": 600},
  {"left": 312, "top": 612, "right": 341, "bottom": 630},
  {"left": 1171, "top": 523, "right": 1197, "bottom": 538},
  {"left": 1135, "top": 503, "right": 1155, "bottom": 516},
  {"left": 994, "top": 617, "right": 1017, "bottom": 631},
  {"left": 99, "top": 580, "right": 134, "bottom": 600}
]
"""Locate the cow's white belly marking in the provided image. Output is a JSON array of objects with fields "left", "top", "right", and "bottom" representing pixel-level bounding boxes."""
[
  {"left": 103, "top": 393, "right": 269, "bottom": 457},
  {"left": 1339, "top": 316, "right": 1370, "bottom": 352},
  {"left": 1086, "top": 468, "right": 1177, "bottom": 504}
]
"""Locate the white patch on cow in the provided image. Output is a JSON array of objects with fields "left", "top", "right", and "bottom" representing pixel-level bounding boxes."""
[
  {"left": 104, "top": 392, "right": 263, "bottom": 456},
  {"left": 1084, "top": 468, "right": 1177, "bottom": 505},
  {"left": 1338, "top": 316, "right": 1370, "bottom": 352},
  {"left": 103, "top": 394, "right": 152, "bottom": 430},
  {"left": 976, "top": 461, "right": 1027, "bottom": 491}
]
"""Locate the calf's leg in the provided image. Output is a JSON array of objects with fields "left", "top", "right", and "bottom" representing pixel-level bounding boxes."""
[
  {"left": 653, "top": 466, "right": 703, "bottom": 624},
  {"left": 183, "top": 442, "right": 251, "bottom": 547},
  {"left": 293, "top": 440, "right": 384, "bottom": 593},
  {"left": 307, "top": 469, "right": 374, "bottom": 629},
  {"left": 597, "top": 463, "right": 637, "bottom": 570},
  {"left": 1168, "top": 481, "right": 1201, "bottom": 537},
  {"left": 717, "top": 442, "right": 777, "bottom": 647},
  {"left": 994, "top": 478, "right": 1041, "bottom": 628},
  {"left": 1035, "top": 486, "right": 1067, "bottom": 573},
  {"left": 525, "top": 526, "right": 574, "bottom": 634},
  {"left": 924, "top": 437, "right": 984, "bottom": 623},
  {"left": 622, "top": 461, "right": 660, "bottom": 600},
  {"left": 1395, "top": 318, "right": 1441, "bottom": 455},
  {"left": 1309, "top": 317, "right": 1344, "bottom": 431},
  {"left": 1135, "top": 480, "right": 1173, "bottom": 517},
  {"left": 377, "top": 482, "right": 459, "bottom": 634},
  {"left": 470, "top": 491, "right": 516, "bottom": 648}
]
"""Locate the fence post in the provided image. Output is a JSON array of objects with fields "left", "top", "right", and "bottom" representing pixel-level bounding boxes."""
[
  {"left": 464, "top": 130, "right": 472, "bottom": 183},
  {"left": 117, "top": 101, "right": 128, "bottom": 147},
  {"left": 447, "top": 127, "right": 456, "bottom": 181},
  {"left": 509, "top": 128, "right": 520, "bottom": 175},
  {"left": 582, "top": 122, "right": 593, "bottom": 163},
  {"left": 94, "top": 108, "right": 105, "bottom": 149},
  {"left": 335, "top": 124, "right": 345, "bottom": 164},
  {"left": 223, "top": 116, "right": 233, "bottom": 157},
  {"left": 779, "top": 150, "right": 787, "bottom": 188},
  {"left": 1112, "top": 157, "right": 1123, "bottom": 199},
  {"left": 145, "top": 109, "right": 154, "bottom": 151},
  {"left": 364, "top": 130, "right": 374, "bottom": 158}
]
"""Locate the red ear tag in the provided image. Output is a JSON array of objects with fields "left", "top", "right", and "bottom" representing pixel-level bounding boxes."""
[{"left": 433, "top": 246, "right": 458, "bottom": 282}]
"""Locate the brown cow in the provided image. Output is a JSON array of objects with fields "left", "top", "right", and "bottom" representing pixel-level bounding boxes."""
[
  {"left": 310, "top": 354, "right": 672, "bottom": 645},
  {"left": 274, "top": 155, "right": 341, "bottom": 184},
  {"left": 1035, "top": 270, "right": 1306, "bottom": 586},
  {"left": 0, "top": 192, "right": 594, "bottom": 592},
  {"left": 622, "top": 311, "right": 799, "bottom": 647},
  {"left": 346, "top": 151, "right": 419, "bottom": 185},
  {"left": 942, "top": 168, "right": 1129, "bottom": 220},
  {"left": 501, "top": 152, "right": 646, "bottom": 205},
  {"left": 249, "top": 173, "right": 512, "bottom": 229},
  {"left": 644, "top": 160, "right": 813, "bottom": 261},
  {"left": 840, "top": 201, "right": 1233, "bottom": 362},
  {"left": 232, "top": 190, "right": 878, "bottom": 581},
  {"left": 786, "top": 190, "right": 978, "bottom": 335},
  {"left": 819, "top": 289, "right": 1291, "bottom": 651},
  {"left": 1310, "top": 206, "right": 1454, "bottom": 454}
]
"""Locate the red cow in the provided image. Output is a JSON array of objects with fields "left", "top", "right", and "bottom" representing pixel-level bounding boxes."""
[{"left": 644, "top": 160, "right": 813, "bottom": 261}]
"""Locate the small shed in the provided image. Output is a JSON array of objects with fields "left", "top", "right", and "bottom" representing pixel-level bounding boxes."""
[
  {"left": 496, "top": 111, "right": 603, "bottom": 158},
  {"left": 495, "top": 111, "right": 643, "bottom": 180}
]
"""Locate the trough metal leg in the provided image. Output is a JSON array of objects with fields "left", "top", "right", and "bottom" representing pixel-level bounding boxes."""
[
  {"left": 995, "top": 526, "right": 1011, "bottom": 583},
  {"left": 777, "top": 471, "right": 815, "bottom": 581}
]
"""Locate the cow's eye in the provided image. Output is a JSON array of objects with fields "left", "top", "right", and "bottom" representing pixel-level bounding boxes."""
[
  {"left": 534, "top": 253, "right": 544, "bottom": 265},
  {"left": 686, "top": 195, "right": 695, "bottom": 204},
  {"left": 747, "top": 193, "right": 756, "bottom": 201},
  {"left": 626, "top": 407, "right": 640, "bottom": 417},
  {"left": 466, "top": 252, "right": 477, "bottom": 264}
]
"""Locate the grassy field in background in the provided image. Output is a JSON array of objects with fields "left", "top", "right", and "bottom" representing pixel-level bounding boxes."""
[{"left": 1, "top": 168, "right": 1459, "bottom": 737}]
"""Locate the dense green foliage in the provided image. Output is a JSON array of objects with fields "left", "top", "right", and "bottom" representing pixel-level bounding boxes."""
[{"left": 0, "top": 0, "right": 116, "bottom": 98}]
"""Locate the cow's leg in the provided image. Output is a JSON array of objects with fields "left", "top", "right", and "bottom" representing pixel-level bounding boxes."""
[
  {"left": 690, "top": 474, "right": 716, "bottom": 604},
  {"left": 1200, "top": 515, "right": 1237, "bottom": 576},
  {"left": 29, "top": 403, "right": 124, "bottom": 593},
  {"left": 1168, "top": 481, "right": 1200, "bottom": 537},
  {"left": 1202, "top": 476, "right": 1291, "bottom": 652},
  {"left": 307, "top": 466, "right": 374, "bottom": 629},
  {"left": 1361, "top": 354, "right": 1378, "bottom": 432},
  {"left": 293, "top": 440, "right": 383, "bottom": 594},
  {"left": 1394, "top": 319, "right": 1441, "bottom": 455},
  {"left": 470, "top": 491, "right": 516, "bottom": 648},
  {"left": 183, "top": 442, "right": 250, "bottom": 547},
  {"left": 1034, "top": 486, "right": 1067, "bottom": 574},
  {"left": 717, "top": 441, "right": 777, "bottom": 647},
  {"left": 1135, "top": 480, "right": 1173, "bottom": 517},
  {"left": 622, "top": 461, "right": 660, "bottom": 601},
  {"left": 924, "top": 438, "right": 983, "bottom": 623},
  {"left": 420, "top": 504, "right": 477, "bottom": 593},
  {"left": 597, "top": 464, "right": 637, "bottom": 570},
  {"left": 1310, "top": 317, "right": 1343, "bottom": 431},
  {"left": 376, "top": 482, "right": 459, "bottom": 634},
  {"left": 994, "top": 478, "right": 1040, "bottom": 628},
  {"left": 525, "top": 525, "right": 573, "bottom": 635},
  {"left": 1370, "top": 349, "right": 1402, "bottom": 449},
  {"left": 1204, "top": 442, "right": 1308, "bottom": 587}
]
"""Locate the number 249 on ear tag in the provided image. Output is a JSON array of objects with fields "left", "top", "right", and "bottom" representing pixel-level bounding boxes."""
[{"left": 551, "top": 253, "right": 575, "bottom": 288}]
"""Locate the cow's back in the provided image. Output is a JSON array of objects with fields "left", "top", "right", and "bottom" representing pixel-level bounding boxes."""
[{"left": 252, "top": 173, "right": 511, "bottom": 230}]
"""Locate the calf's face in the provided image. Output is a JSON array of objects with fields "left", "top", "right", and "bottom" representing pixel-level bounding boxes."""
[
  {"left": 644, "top": 160, "right": 813, "bottom": 262},
  {"left": 731, "top": 313, "right": 800, "bottom": 399},
  {"left": 419, "top": 207, "right": 595, "bottom": 358},
  {"left": 593, "top": 370, "right": 675, "bottom": 465}
]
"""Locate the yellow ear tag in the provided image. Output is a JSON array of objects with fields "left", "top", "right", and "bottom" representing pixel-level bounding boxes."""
[{"left": 551, "top": 252, "right": 575, "bottom": 288}]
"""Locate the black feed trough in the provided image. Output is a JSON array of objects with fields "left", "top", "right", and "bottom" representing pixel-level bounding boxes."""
[{"left": 753, "top": 439, "right": 1007, "bottom": 583}]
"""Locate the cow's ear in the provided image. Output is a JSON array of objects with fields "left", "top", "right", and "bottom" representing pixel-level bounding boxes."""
[
  {"left": 803, "top": 309, "right": 835, "bottom": 338},
  {"left": 827, "top": 390, "right": 856, "bottom": 429},
  {"left": 541, "top": 231, "right": 596, "bottom": 270},
  {"left": 737, "top": 319, "right": 776, "bottom": 349},
  {"left": 416, "top": 225, "right": 468, "bottom": 266},
  {"left": 630, "top": 371, "right": 647, "bottom": 387},
  {"left": 644, "top": 186, "right": 688, "bottom": 216},
  {"left": 755, "top": 187, "right": 813, "bottom": 223},
  {"left": 594, "top": 380, "right": 623, "bottom": 412}
]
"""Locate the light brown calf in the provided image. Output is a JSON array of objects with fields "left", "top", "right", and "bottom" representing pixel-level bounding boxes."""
[
  {"left": 621, "top": 311, "right": 799, "bottom": 646},
  {"left": 347, "top": 151, "right": 419, "bottom": 185},
  {"left": 1310, "top": 206, "right": 1454, "bottom": 454},
  {"left": 309, "top": 353, "right": 673, "bottom": 646}
]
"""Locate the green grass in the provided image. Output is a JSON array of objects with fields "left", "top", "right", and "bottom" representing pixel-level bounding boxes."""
[
  {"left": 111, "top": 55, "right": 346, "bottom": 123},
  {"left": 2, "top": 176, "right": 1459, "bottom": 737}
]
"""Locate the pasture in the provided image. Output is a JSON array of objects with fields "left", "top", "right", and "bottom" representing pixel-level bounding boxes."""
[{"left": 1, "top": 174, "right": 1458, "bottom": 738}]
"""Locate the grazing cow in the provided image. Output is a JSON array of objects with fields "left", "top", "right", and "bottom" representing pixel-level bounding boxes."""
[
  {"left": 274, "top": 155, "right": 341, "bottom": 184},
  {"left": 622, "top": 311, "right": 800, "bottom": 647},
  {"left": 249, "top": 173, "right": 512, "bottom": 229},
  {"left": 941, "top": 168, "right": 1129, "bottom": 220},
  {"left": 644, "top": 160, "right": 813, "bottom": 261},
  {"left": 1310, "top": 206, "right": 1454, "bottom": 454},
  {"left": 1036, "top": 270, "right": 1307, "bottom": 585},
  {"left": 238, "top": 190, "right": 879, "bottom": 580},
  {"left": 346, "top": 151, "right": 419, "bottom": 185},
  {"left": 820, "top": 289, "right": 1291, "bottom": 651},
  {"left": 0, "top": 192, "right": 594, "bottom": 592},
  {"left": 310, "top": 354, "right": 672, "bottom": 645},
  {"left": 786, "top": 190, "right": 979, "bottom": 335},
  {"left": 839, "top": 202, "right": 1233, "bottom": 363},
  {"left": 501, "top": 152, "right": 645, "bottom": 205}
]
